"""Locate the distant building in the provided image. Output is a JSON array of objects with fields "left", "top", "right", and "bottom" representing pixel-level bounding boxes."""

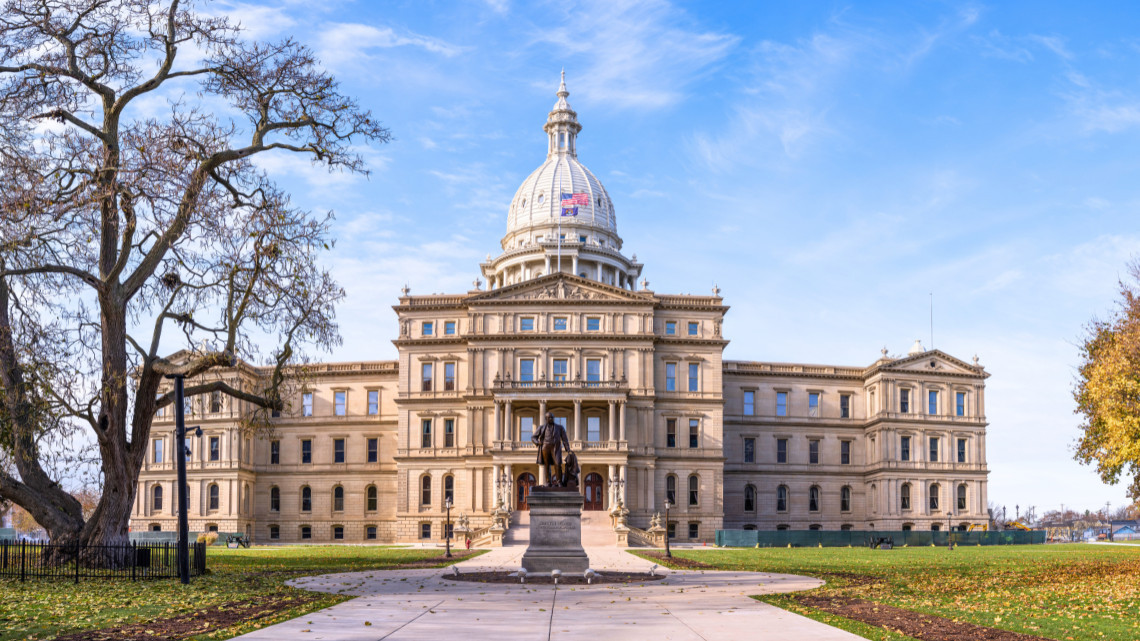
[{"left": 130, "top": 75, "right": 991, "bottom": 543}]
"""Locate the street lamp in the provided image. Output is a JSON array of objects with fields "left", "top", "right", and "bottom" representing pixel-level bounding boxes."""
[
  {"left": 445, "top": 497, "right": 453, "bottom": 558},
  {"left": 165, "top": 373, "right": 202, "bottom": 585},
  {"left": 664, "top": 498, "right": 674, "bottom": 559}
]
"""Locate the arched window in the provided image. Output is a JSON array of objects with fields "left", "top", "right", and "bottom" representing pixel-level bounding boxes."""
[
  {"left": 665, "top": 475, "right": 677, "bottom": 505},
  {"left": 366, "top": 485, "right": 378, "bottom": 512},
  {"left": 688, "top": 475, "right": 699, "bottom": 506},
  {"left": 901, "top": 483, "right": 911, "bottom": 510},
  {"left": 208, "top": 483, "right": 219, "bottom": 511},
  {"left": 809, "top": 524, "right": 822, "bottom": 530},
  {"left": 268, "top": 524, "right": 280, "bottom": 540},
  {"left": 421, "top": 475, "right": 432, "bottom": 507},
  {"left": 301, "top": 486, "right": 312, "bottom": 512},
  {"left": 333, "top": 485, "right": 344, "bottom": 512},
  {"left": 152, "top": 485, "right": 163, "bottom": 512},
  {"left": 270, "top": 486, "right": 280, "bottom": 512},
  {"left": 841, "top": 486, "right": 852, "bottom": 512},
  {"left": 809, "top": 485, "right": 820, "bottom": 512},
  {"left": 444, "top": 475, "right": 455, "bottom": 506},
  {"left": 870, "top": 483, "right": 877, "bottom": 512},
  {"left": 744, "top": 485, "right": 756, "bottom": 512},
  {"left": 743, "top": 524, "right": 757, "bottom": 530},
  {"left": 776, "top": 524, "right": 789, "bottom": 531},
  {"left": 776, "top": 485, "right": 788, "bottom": 512},
  {"left": 957, "top": 484, "right": 967, "bottom": 511},
  {"left": 929, "top": 483, "right": 940, "bottom": 511},
  {"left": 243, "top": 483, "right": 250, "bottom": 514}
]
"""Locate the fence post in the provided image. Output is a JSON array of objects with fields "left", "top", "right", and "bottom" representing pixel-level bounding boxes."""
[
  {"left": 75, "top": 541, "right": 80, "bottom": 585},
  {"left": 19, "top": 540, "right": 25, "bottom": 582},
  {"left": 131, "top": 541, "right": 136, "bottom": 581}
]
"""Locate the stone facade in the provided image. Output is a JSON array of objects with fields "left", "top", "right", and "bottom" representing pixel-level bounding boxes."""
[{"left": 130, "top": 75, "right": 989, "bottom": 543}]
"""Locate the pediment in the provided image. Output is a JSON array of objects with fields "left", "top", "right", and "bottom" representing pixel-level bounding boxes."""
[
  {"left": 468, "top": 274, "right": 650, "bottom": 304},
  {"left": 885, "top": 350, "right": 984, "bottom": 377}
]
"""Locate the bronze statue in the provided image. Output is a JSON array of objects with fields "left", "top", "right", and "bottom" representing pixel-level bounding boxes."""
[
  {"left": 562, "top": 450, "right": 580, "bottom": 489},
  {"left": 532, "top": 411, "right": 571, "bottom": 487}
]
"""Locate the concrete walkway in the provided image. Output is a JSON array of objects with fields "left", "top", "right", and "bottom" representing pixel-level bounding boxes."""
[{"left": 234, "top": 543, "right": 863, "bottom": 640}]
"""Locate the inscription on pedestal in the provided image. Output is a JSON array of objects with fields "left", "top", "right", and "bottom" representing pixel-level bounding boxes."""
[{"left": 520, "top": 488, "right": 590, "bottom": 573}]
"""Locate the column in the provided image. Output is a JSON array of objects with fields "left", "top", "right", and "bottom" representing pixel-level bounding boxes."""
[
  {"left": 493, "top": 401, "right": 501, "bottom": 442},
  {"left": 618, "top": 401, "right": 626, "bottom": 442},
  {"left": 647, "top": 467, "right": 655, "bottom": 511},
  {"left": 539, "top": 400, "right": 547, "bottom": 422},
  {"left": 572, "top": 255, "right": 579, "bottom": 276},
  {"left": 504, "top": 400, "right": 513, "bottom": 442},
  {"left": 619, "top": 464, "right": 628, "bottom": 506},
  {"left": 573, "top": 399, "right": 582, "bottom": 442},
  {"left": 608, "top": 400, "right": 616, "bottom": 442},
  {"left": 596, "top": 263, "right": 603, "bottom": 281},
  {"left": 466, "top": 407, "right": 475, "bottom": 447},
  {"left": 544, "top": 255, "right": 551, "bottom": 274},
  {"left": 492, "top": 465, "right": 500, "bottom": 508},
  {"left": 607, "top": 464, "right": 617, "bottom": 508}
]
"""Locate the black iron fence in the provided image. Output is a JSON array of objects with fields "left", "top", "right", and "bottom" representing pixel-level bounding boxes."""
[
  {"left": 716, "top": 529, "right": 1046, "bottom": 547},
  {"left": 0, "top": 540, "right": 207, "bottom": 582}
]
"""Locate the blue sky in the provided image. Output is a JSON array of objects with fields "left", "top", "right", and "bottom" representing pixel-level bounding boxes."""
[{"left": 215, "top": 0, "right": 1140, "bottom": 515}]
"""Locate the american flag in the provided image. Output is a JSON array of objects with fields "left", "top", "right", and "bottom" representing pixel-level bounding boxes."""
[{"left": 561, "top": 192, "right": 589, "bottom": 207}]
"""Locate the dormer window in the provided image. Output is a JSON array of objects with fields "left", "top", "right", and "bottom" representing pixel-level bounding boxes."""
[
  {"left": 559, "top": 133, "right": 566, "bottom": 148},
  {"left": 538, "top": 193, "right": 544, "bottom": 204}
]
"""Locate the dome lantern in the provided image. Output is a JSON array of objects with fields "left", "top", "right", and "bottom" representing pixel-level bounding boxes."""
[{"left": 544, "top": 69, "right": 582, "bottom": 158}]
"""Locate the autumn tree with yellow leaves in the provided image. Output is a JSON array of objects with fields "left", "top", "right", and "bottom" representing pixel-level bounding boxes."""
[{"left": 1074, "top": 259, "right": 1140, "bottom": 500}]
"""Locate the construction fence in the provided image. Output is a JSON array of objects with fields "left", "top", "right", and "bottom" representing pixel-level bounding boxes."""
[{"left": 716, "top": 529, "right": 1046, "bottom": 548}]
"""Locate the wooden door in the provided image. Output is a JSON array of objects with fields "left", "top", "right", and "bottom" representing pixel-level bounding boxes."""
[
  {"left": 517, "top": 473, "right": 535, "bottom": 511},
  {"left": 583, "top": 473, "right": 604, "bottom": 510}
]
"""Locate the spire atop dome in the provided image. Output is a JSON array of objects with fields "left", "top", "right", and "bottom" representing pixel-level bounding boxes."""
[{"left": 545, "top": 70, "right": 581, "bottom": 158}]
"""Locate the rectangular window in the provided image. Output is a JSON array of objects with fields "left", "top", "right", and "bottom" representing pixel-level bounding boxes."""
[
  {"left": 579, "top": 235, "right": 586, "bottom": 243},
  {"left": 368, "top": 390, "right": 379, "bottom": 415},
  {"left": 368, "top": 437, "right": 378, "bottom": 463},
  {"left": 302, "top": 392, "right": 313, "bottom": 417},
  {"left": 743, "top": 391, "right": 754, "bottom": 416},
  {"left": 553, "top": 358, "right": 568, "bottom": 382},
  {"left": 743, "top": 437, "right": 755, "bottom": 463},
  {"left": 900, "top": 436, "right": 911, "bottom": 462},
  {"left": 776, "top": 438, "right": 788, "bottom": 463},
  {"left": 553, "top": 317, "right": 568, "bottom": 331},
  {"left": 840, "top": 394, "right": 851, "bottom": 418},
  {"left": 519, "top": 359, "right": 535, "bottom": 382},
  {"left": 444, "top": 362, "right": 456, "bottom": 391},
  {"left": 520, "top": 317, "right": 535, "bottom": 331},
  {"left": 957, "top": 438, "right": 967, "bottom": 463},
  {"left": 422, "top": 321, "right": 433, "bottom": 336},
  {"left": 900, "top": 389, "right": 910, "bottom": 413},
  {"left": 808, "top": 392, "right": 820, "bottom": 417},
  {"left": 929, "top": 390, "right": 938, "bottom": 415},
  {"left": 155, "top": 393, "right": 165, "bottom": 418},
  {"left": 445, "top": 418, "right": 455, "bottom": 447},
  {"left": 688, "top": 322, "right": 698, "bottom": 336},
  {"left": 520, "top": 416, "right": 534, "bottom": 442},
  {"left": 688, "top": 363, "right": 699, "bottom": 392},
  {"left": 665, "top": 362, "right": 676, "bottom": 391},
  {"left": 301, "top": 526, "right": 311, "bottom": 540},
  {"left": 586, "top": 359, "right": 601, "bottom": 383},
  {"left": 367, "top": 526, "right": 377, "bottom": 540},
  {"left": 666, "top": 419, "right": 676, "bottom": 448},
  {"left": 209, "top": 436, "right": 220, "bottom": 461},
  {"left": 586, "top": 317, "right": 600, "bottom": 331},
  {"left": 445, "top": 320, "right": 456, "bottom": 335},
  {"left": 665, "top": 321, "right": 676, "bottom": 335},
  {"left": 420, "top": 523, "right": 432, "bottom": 540},
  {"left": 776, "top": 392, "right": 787, "bottom": 417},
  {"left": 809, "top": 439, "right": 819, "bottom": 464},
  {"left": 153, "top": 439, "right": 164, "bottom": 464},
  {"left": 587, "top": 416, "right": 600, "bottom": 441},
  {"left": 421, "top": 363, "right": 433, "bottom": 391},
  {"left": 841, "top": 440, "right": 851, "bottom": 465},
  {"left": 421, "top": 419, "right": 432, "bottom": 448},
  {"left": 667, "top": 522, "right": 676, "bottom": 539},
  {"left": 210, "top": 391, "right": 223, "bottom": 414},
  {"left": 301, "top": 439, "right": 312, "bottom": 464},
  {"left": 270, "top": 440, "right": 280, "bottom": 465},
  {"left": 334, "top": 438, "right": 345, "bottom": 463},
  {"left": 956, "top": 392, "right": 966, "bottom": 417},
  {"left": 929, "top": 437, "right": 939, "bottom": 462},
  {"left": 688, "top": 522, "right": 699, "bottom": 539},
  {"left": 335, "top": 391, "right": 346, "bottom": 416},
  {"left": 689, "top": 419, "right": 699, "bottom": 448}
]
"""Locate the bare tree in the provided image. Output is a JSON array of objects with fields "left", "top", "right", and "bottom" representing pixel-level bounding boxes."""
[{"left": 0, "top": 0, "right": 389, "bottom": 546}]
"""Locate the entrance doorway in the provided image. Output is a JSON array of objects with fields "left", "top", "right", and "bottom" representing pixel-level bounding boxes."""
[
  {"left": 583, "top": 473, "right": 604, "bottom": 510},
  {"left": 517, "top": 472, "right": 535, "bottom": 511}
]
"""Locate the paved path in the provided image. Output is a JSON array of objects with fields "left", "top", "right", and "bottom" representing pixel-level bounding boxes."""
[{"left": 235, "top": 545, "right": 862, "bottom": 640}]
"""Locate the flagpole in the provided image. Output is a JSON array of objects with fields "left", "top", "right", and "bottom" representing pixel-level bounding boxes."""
[{"left": 557, "top": 159, "right": 562, "bottom": 275}]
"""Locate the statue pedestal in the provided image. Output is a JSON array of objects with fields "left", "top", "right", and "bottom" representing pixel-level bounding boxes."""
[{"left": 520, "top": 488, "right": 590, "bottom": 573}]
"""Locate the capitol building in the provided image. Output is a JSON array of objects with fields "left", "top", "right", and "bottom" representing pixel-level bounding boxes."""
[{"left": 131, "top": 76, "right": 991, "bottom": 544}]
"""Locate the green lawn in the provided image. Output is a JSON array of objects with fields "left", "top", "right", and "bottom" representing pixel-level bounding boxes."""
[
  {"left": 634, "top": 544, "right": 1140, "bottom": 641},
  {"left": 0, "top": 545, "right": 481, "bottom": 641}
]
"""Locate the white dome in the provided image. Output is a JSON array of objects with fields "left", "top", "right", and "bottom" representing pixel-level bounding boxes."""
[{"left": 507, "top": 157, "right": 616, "bottom": 236}]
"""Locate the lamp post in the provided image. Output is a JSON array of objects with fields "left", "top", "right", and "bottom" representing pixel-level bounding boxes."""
[
  {"left": 165, "top": 373, "right": 201, "bottom": 585},
  {"left": 445, "top": 497, "right": 453, "bottom": 558},
  {"left": 664, "top": 498, "right": 673, "bottom": 559}
]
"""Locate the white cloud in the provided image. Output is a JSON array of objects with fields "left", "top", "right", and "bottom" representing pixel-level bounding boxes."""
[
  {"left": 316, "top": 22, "right": 464, "bottom": 71},
  {"left": 212, "top": 2, "right": 298, "bottom": 40},
  {"left": 533, "top": 0, "right": 738, "bottom": 109},
  {"left": 483, "top": 0, "right": 509, "bottom": 15}
]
